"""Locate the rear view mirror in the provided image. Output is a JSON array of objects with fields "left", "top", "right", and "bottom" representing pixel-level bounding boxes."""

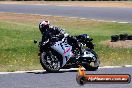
[{"left": 34, "top": 40, "right": 37, "bottom": 44}]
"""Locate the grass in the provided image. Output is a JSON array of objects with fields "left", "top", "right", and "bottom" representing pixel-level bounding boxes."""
[{"left": 0, "top": 12, "right": 132, "bottom": 72}]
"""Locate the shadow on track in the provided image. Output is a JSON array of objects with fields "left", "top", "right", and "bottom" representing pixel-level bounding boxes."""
[{"left": 26, "top": 69, "right": 78, "bottom": 74}]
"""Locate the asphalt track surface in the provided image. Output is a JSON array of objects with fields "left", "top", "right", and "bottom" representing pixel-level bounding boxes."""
[
  {"left": 0, "top": 67, "right": 132, "bottom": 88},
  {"left": 0, "top": 4, "right": 132, "bottom": 88},
  {"left": 0, "top": 4, "right": 132, "bottom": 23}
]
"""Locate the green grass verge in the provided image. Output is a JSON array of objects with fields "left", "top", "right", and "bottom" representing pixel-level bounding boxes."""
[{"left": 0, "top": 13, "right": 132, "bottom": 72}]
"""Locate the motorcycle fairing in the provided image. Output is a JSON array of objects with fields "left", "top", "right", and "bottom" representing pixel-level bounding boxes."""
[{"left": 51, "top": 41, "right": 73, "bottom": 67}]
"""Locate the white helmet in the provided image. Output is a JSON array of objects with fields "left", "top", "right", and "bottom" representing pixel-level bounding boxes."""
[{"left": 39, "top": 21, "right": 50, "bottom": 33}]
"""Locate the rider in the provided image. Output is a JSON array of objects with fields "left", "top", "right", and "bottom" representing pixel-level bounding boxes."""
[
  {"left": 39, "top": 21, "right": 69, "bottom": 52},
  {"left": 39, "top": 21, "right": 81, "bottom": 54},
  {"left": 39, "top": 21, "right": 69, "bottom": 41}
]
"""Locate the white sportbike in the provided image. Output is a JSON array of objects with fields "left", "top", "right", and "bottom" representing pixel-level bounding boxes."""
[{"left": 37, "top": 34, "right": 100, "bottom": 72}]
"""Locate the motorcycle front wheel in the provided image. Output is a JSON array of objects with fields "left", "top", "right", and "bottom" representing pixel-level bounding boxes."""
[
  {"left": 40, "top": 50, "right": 61, "bottom": 73},
  {"left": 83, "top": 49, "right": 100, "bottom": 71}
]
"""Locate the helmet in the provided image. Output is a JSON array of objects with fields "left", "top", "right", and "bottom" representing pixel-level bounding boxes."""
[{"left": 39, "top": 21, "right": 50, "bottom": 34}]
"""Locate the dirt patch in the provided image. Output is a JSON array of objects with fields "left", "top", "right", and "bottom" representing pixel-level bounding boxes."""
[
  {"left": 0, "top": 1, "right": 132, "bottom": 8},
  {"left": 100, "top": 40, "right": 132, "bottom": 48},
  {"left": 0, "top": 12, "right": 75, "bottom": 26},
  {"left": 0, "top": 12, "right": 102, "bottom": 28}
]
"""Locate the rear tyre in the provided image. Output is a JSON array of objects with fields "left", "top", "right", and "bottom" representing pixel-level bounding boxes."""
[
  {"left": 40, "top": 50, "right": 61, "bottom": 73},
  {"left": 83, "top": 64, "right": 99, "bottom": 71}
]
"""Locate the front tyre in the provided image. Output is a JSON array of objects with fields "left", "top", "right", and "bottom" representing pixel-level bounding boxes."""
[
  {"left": 40, "top": 51, "right": 61, "bottom": 73},
  {"left": 83, "top": 49, "right": 100, "bottom": 71}
]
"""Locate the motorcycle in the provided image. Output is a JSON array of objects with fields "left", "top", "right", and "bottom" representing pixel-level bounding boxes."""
[{"left": 36, "top": 34, "right": 100, "bottom": 72}]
